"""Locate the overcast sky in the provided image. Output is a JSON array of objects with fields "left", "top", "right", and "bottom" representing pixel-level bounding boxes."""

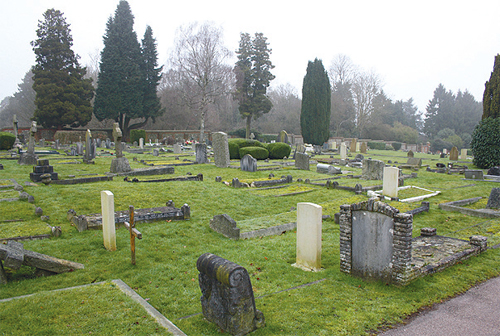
[{"left": 1, "top": 0, "right": 500, "bottom": 113}]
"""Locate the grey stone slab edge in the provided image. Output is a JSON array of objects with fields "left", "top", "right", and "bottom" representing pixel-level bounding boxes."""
[
  {"left": 0, "top": 279, "right": 186, "bottom": 336},
  {"left": 241, "top": 222, "right": 297, "bottom": 239}
]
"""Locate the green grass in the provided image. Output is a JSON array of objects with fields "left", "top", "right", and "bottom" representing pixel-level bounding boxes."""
[{"left": 1, "top": 148, "right": 500, "bottom": 335}]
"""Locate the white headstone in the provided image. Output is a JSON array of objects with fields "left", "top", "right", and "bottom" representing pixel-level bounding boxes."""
[
  {"left": 340, "top": 143, "right": 347, "bottom": 160},
  {"left": 139, "top": 138, "right": 144, "bottom": 149},
  {"left": 443, "top": 148, "right": 447, "bottom": 154},
  {"left": 356, "top": 142, "right": 361, "bottom": 152},
  {"left": 293, "top": 202, "right": 322, "bottom": 272},
  {"left": 460, "top": 148, "right": 467, "bottom": 160},
  {"left": 101, "top": 190, "right": 116, "bottom": 251},
  {"left": 383, "top": 166, "right": 399, "bottom": 198}
]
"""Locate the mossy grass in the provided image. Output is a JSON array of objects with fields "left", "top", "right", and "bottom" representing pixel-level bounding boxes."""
[{"left": 1, "top": 149, "right": 500, "bottom": 334}]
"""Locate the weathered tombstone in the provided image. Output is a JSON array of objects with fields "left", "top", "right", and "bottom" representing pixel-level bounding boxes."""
[
  {"left": 383, "top": 166, "right": 399, "bottom": 198},
  {"left": 278, "top": 130, "right": 288, "bottom": 143},
  {"left": 356, "top": 142, "right": 361, "bottom": 152},
  {"left": 96, "top": 138, "right": 102, "bottom": 148},
  {"left": 76, "top": 142, "right": 84, "bottom": 156},
  {"left": 449, "top": 146, "right": 459, "bottom": 161},
  {"left": 195, "top": 143, "right": 209, "bottom": 164},
  {"left": 83, "top": 129, "right": 94, "bottom": 163},
  {"left": 152, "top": 148, "right": 159, "bottom": 156},
  {"left": 110, "top": 123, "right": 131, "bottom": 173},
  {"left": 101, "top": 190, "right": 116, "bottom": 251},
  {"left": 18, "top": 121, "right": 38, "bottom": 165},
  {"left": 443, "top": 148, "right": 448, "bottom": 155},
  {"left": 316, "top": 163, "right": 341, "bottom": 175},
  {"left": 54, "top": 139, "right": 60, "bottom": 150},
  {"left": 407, "top": 150, "right": 414, "bottom": 158},
  {"left": 240, "top": 154, "right": 257, "bottom": 172},
  {"left": 340, "top": 142, "right": 347, "bottom": 160},
  {"left": 133, "top": 141, "right": 138, "bottom": 147},
  {"left": 464, "top": 170, "right": 483, "bottom": 180},
  {"left": 30, "top": 159, "right": 58, "bottom": 182},
  {"left": 486, "top": 188, "right": 500, "bottom": 209},
  {"left": 197, "top": 253, "right": 265, "bottom": 335},
  {"left": 351, "top": 138, "right": 357, "bottom": 153},
  {"left": 173, "top": 143, "right": 181, "bottom": 154},
  {"left": 12, "top": 114, "right": 21, "bottom": 147},
  {"left": 210, "top": 214, "right": 240, "bottom": 239},
  {"left": 139, "top": 138, "right": 144, "bottom": 149},
  {"left": 362, "top": 159, "right": 385, "bottom": 180},
  {"left": 295, "top": 152, "right": 310, "bottom": 170},
  {"left": 293, "top": 202, "right": 322, "bottom": 272},
  {"left": 406, "top": 157, "right": 422, "bottom": 167},
  {"left": 212, "top": 132, "right": 230, "bottom": 168},
  {"left": 105, "top": 138, "right": 111, "bottom": 149},
  {"left": 360, "top": 142, "right": 367, "bottom": 154},
  {"left": 460, "top": 148, "right": 467, "bottom": 160}
]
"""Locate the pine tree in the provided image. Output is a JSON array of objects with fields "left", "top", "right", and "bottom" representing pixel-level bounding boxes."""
[
  {"left": 483, "top": 54, "right": 500, "bottom": 119},
  {"left": 94, "top": 0, "right": 146, "bottom": 140},
  {"left": 300, "top": 58, "right": 331, "bottom": 145},
  {"left": 141, "top": 25, "right": 164, "bottom": 122},
  {"left": 234, "top": 33, "right": 275, "bottom": 138},
  {"left": 31, "top": 9, "right": 94, "bottom": 129}
]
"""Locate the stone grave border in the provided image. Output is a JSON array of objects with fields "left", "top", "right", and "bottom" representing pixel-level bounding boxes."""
[
  {"left": 228, "top": 175, "right": 293, "bottom": 188},
  {"left": 110, "top": 166, "right": 175, "bottom": 177},
  {"left": 438, "top": 197, "right": 500, "bottom": 218},
  {"left": 52, "top": 175, "right": 113, "bottom": 185},
  {"left": 0, "top": 279, "right": 186, "bottom": 335},
  {"left": 372, "top": 185, "right": 440, "bottom": 203},
  {"left": 124, "top": 174, "right": 203, "bottom": 183}
]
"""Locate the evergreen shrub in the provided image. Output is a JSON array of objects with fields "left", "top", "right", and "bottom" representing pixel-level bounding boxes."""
[
  {"left": 130, "top": 129, "right": 146, "bottom": 144},
  {"left": 239, "top": 146, "right": 269, "bottom": 160},
  {"left": 368, "top": 142, "right": 385, "bottom": 150},
  {"left": 470, "top": 117, "right": 500, "bottom": 168},
  {"left": 392, "top": 142, "right": 402, "bottom": 150},
  {"left": 228, "top": 138, "right": 266, "bottom": 159},
  {"left": 0, "top": 132, "right": 15, "bottom": 150},
  {"left": 267, "top": 142, "right": 292, "bottom": 159}
]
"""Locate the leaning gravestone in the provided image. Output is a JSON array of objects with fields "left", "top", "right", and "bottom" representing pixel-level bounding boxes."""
[
  {"left": 240, "top": 154, "right": 257, "bottom": 172},
  {"left": 316, "top": 163, "right": 341, "bottom": 175},
  {"left": 362, "top": 159, "right": 385, "bottom": 180},
  {"left": 486, "top": 188, "right": 500, "bottom": 209},
  {"left": 109, "top": 123, "right": 131, "bottom": 173},
  {"left": 449, "top": 146, "right": 459, "bottom": 161},
  {"left": 197, "top": 253, "right": 265, "bottom": 335},
  {"left": 295, "top": 152, "right": 310, "bottom": 170},
  {"left": 195, "top": 143, "right": 209, "bottom": 164},
  {"left": 18, "top": 121, "right": 38, "bottom": 165},
  {"left": 212, "top": 132, "right": 230, "bottom": 168}
]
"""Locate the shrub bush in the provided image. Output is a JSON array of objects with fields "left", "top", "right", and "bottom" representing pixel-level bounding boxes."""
[
  {"left": 228, "top": 128, "right": 261, "bottom": 139},
  {"left": 368, "top": 141, "right": 386, "bottom": 150},
  {"left": 130, "top": 129, "right": 146, "bottom": 144},
  {"left": 239, "top": 146, "right": 269, "bottom": 160},
  {"left": 0, "top": 132, "right": 15, "bottom": 150},
  {"left": 267, "top": 142, "right": 292, "bottom": 159},
  {"left": 228, "top": 138, "right": 266, "bottom": 159},
  {"left": 471, "top": 117, "right": 500, "bottom": 169},
  {"left": 392, "top": 142, "right": 402, "bottom": 151}
]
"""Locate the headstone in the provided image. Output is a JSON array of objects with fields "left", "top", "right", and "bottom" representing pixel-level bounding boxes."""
[
  {"left": 340, "top": 142, "right": 347, "bottom": 160},
  {"left": 84, "top": 129, "right": 94, "bottom": 163},
  {"left": 355, "top": 154, "right": 364, "bottom": 161},
  {"left": 197, "top": 253, "right": 265, "bottom": 335},
  {"left": 351, "top": 138, "right": 357, "bottom": 153},
  {"left": 12, "top": 114, "right": 21, "bottom": 147},
  {"left": 39, "top": 139, "right": 45, "bottom": 148},
  {"left": 356, "top": 142, "right": 361, "bottom": 152},
  {"left": 112, "top": 123, "right": 123, "bottom": 158},
  {"left": 383, "top": 166, "right": 399, "bottom": 198},
  {"left": 240, "top": 154, "right": 257, "bottom": 172},
  {"left": 18, "top": 121, "right": 38, "bottom": 165},
  {"left": 133, "top": 141, "right": 138, "bottom": 147},
  {"left": 293, "top": 202, "right": 322, "bottom": 272},
  {"left": 295, "top": 152, "right": 310, "bottom": 170},
  {"left": 195, "top": 143, "right": 209, "bottom": 164},
  {"left": 407, "top": 150, "right": 414, "bottom": 158},
  {"left": 316, "top": 163, "right": 341, "bottom": 175},
  {"left": 278, "top": 130, "right": 288, "bottom": 143},
  {"left": 101, "top": 190, "right": 116, "bottom": 251},
  {"left": 110, "top": 123, "right": 131, "bottom": 173},
  {"left": 360, "top": 142, "right": 367, "bottom": 154},
  {"left": 76, "top": 142, "right": 84, "bottom": 156},
  {"left": 212, "top": 132, "right": 230, "bottom": 168},
  {"left": 54, "top": 139, "right": 60, "bottom": 150},
  {"left": 139, "top": 138, "right": 144, "bottom": 149},
  {"left": 464, "top": 170, "right": 483, "bottom": 180},
  {"left": 105, "top": 138, "right": 111, "bottom": 149},
  {"left": 449, "top": 146, "right": 459, "bottom": 161},
  {"left": 406, "top": 157, "right": 422, "bottom": 167},
  {"left": 488, "top": 166, "right": 500, "bottom": 176},
  {"left": 210, "top": 214, "right": 240, "bottom": 239},
  {"left": 153, "top": 148, "right": 159, "bottom": 156},
  {"left": 443, "top": 148, "right": 448, "bottom": 155},
  {"left": 96, "top": 138, "right": 102, "bottom": 148},
  {"left": 486, "top": 188, "right": 500, "bottom": 209},
  {"left": 460, "top": 148, "right": 467, "bottom": 160},
  {"left": 173, "top": 143, "right": 181, "bottom": 154},
  {"left": 362, "top": 159, "right": 385, "bottom": 180}
]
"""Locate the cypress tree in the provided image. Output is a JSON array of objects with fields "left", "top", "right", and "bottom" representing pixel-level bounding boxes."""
[
  {"left": 300, "top": 58, "right": 331, "bottom": 145},
  {"left": 94, "top": 0, "right": 146, "bottom": 139},
  {"left": 483, "top": 54, "right": 500, "bottom": 119},
  {"left": 141, "top": 25, "right": 164, "bottom": 122},
  {"left": 31, "top": 9, "right": 94, "bottom": 129}
]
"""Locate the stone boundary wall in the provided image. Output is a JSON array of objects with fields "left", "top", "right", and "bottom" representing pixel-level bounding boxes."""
[{"left": 339, "top": 199, "right": 413, "bottom": 286}]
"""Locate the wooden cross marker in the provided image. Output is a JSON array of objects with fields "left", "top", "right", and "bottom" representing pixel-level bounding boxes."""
[{"left": 123, "top": 205, "right": 142, "bottom": 265}]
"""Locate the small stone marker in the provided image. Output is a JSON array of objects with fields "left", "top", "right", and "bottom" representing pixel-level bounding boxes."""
[
  {"left": 360, "top": 142, "right": 367, "bottom": 154},
  {"left": 197, "top": 253, "right": 265, "bottom": 335},
  {"left": 460, "top": 148, "right": 467, "bottom": 160},
  {"left": 449, "top": 146, "right": 459, "bottom": 161},
  {"left": 173, "top": 143, "right": 182, "bottom": 154},
  {"left": 295, "top": 152, "right": 310, "bottom": 170},
  {"left": 486, "top": 188, "right": 500, "bottom": 209},
  {"left": 210, "top": 214, "right": 240, "bottom": 240},
  {"left": 340, "top": 142, "right": 347, "bottom": 160},
  {"left": 195, "top": 143, "right": 208, "bottom": 164},
  {"left": 407, "top": 150, "right": 414, "bottom": 158},
  {"left": 383, "top": 166, "right": 399, "bottom": 198},
  {"left": 293, "top": 202, "right": 322, "bottom": 272},
  {"left": 240, "top": 154, "right": 257, "bottom": 172},
  {"left": 351, "top": 138, "right": 357, "bottom": 153},
  {"left": 212, "top": 132, "right": 230, "bottom": 168},
  {"left": 101, "top": 190, "right": 116, "bottom": 251}
]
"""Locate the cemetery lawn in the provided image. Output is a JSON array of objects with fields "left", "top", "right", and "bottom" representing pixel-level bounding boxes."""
[{"left": 1, "top": 149, "right": 500, "bottom": 335}]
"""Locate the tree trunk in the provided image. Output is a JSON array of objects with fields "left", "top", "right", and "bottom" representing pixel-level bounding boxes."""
[
  {"left": 200, "top": 109, "right": 205, "bottom": 143},
  {"left": 246, "top": 115, "right": 251, "bottom": 139}
]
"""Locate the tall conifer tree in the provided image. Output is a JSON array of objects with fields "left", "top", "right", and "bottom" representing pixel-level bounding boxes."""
[
  {"left": 483, "top": 54, "right": 500, "bottom": 119},
  {"left": 141, "top": 25, "right": 164, "bottom": 122},
  {"left": 300, "top": 58, "right": 331, "bottom": 145},
  {"left": 31, "top": 9, "right": 94, "bottom": 129}
]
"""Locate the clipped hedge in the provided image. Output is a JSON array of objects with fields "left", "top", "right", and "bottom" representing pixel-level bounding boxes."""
[
  {"left": 392, "top": 142, "right": 402, "bottom": 151},
  {"left": 471, "top": 117, "right": 500, "bottom": 169},
  {"left": 130, "top": 129, "right": 146, "bottom": 144},
  {"left": 228, "top": 138, "right": 266, "bottom": 159},
  {"left": 368, "top": 141, "right": 386, "bottom": 150},
  {"left": 239, "top": 146, "right": 269, "bottom": 160},
  {"left": 267, "top": 142, "right": 292, "bottom": 159},
  {"left": 0, "top": 132, "right": 15, "bottom": 150}
]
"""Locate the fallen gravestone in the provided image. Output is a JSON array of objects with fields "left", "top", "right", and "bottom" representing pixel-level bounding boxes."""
[
  {"left": 197, "top": 253, "right": 265, "bottom": 335},
  {"left": 316, "top": 163, "right": 341, "bottom": 175}
]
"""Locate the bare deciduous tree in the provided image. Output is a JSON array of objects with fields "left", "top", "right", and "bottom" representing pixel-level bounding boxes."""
[{"left": 351, "top": 70, "right": 382, "bottom": 138}]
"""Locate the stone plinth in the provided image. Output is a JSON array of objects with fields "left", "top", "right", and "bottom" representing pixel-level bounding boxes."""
[{"left": 110, "top": 157, "right": 131, "bottom": 173}]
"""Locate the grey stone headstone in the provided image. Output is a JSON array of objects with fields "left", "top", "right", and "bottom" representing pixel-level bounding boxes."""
[
  {"left": 295, "top": 152, "right": 310, "bottom": 170},
  {"left": 209, "top": 214, "right": 240, "bottom": 239},
  {"left": 173, "top": 143, "right": 182, "bottom": 154},
  {"left": 76, "top": 142, "right": 83, "bottom": 156},
  {"left": 316, "top": 163, "right": 341, "bottom": 175},
  {"left": 486, "top": 188, "right": 500, "bottom": 209},
  {"left": 464, "top": 170, "right": 483, "bottom": 180},
  {"left": 362, "top": 159, "right": 385, "bottom": 180},
  {"left": 152, "top": 149, "right": 159, "bottom": 156},
  {"left": 212, "top": 132, "right": 230, "bottom": 168},
  {"left": 240, "top": 154, "right": 257, "bottom": 172},
  {"left": 195, "top": 143, "right": 209, "bottom": 164},
  {"left": 96, "top": 138, "right": 101, "bottom": 148}
]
